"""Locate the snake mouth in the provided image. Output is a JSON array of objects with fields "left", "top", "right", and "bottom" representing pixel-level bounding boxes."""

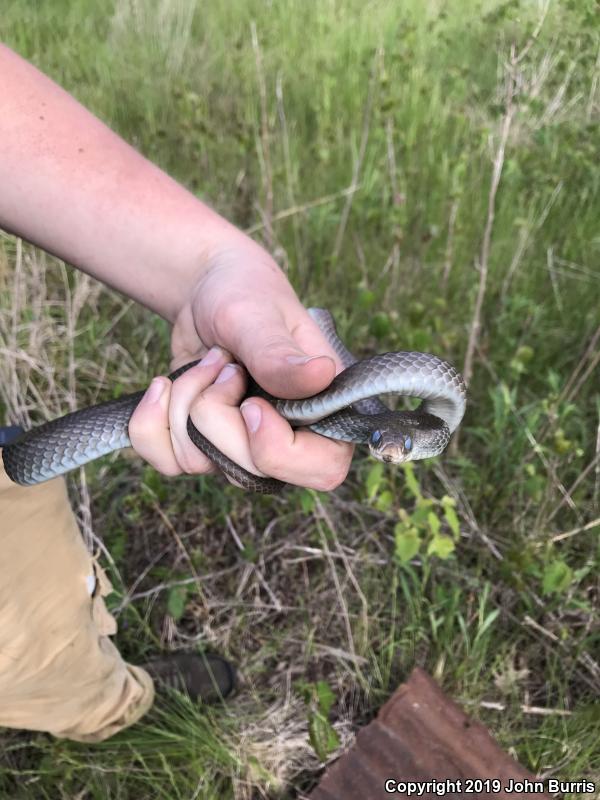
[
  {"left": 373, "top": 444, "right": 411, "bottom": 464},
  {"left": 368, "top": 430, "right": 413, "bottom": 464}
]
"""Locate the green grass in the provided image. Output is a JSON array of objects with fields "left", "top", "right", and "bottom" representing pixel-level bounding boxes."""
[{"left": 1, "top": 0, "right": 599, "bottom": 797}]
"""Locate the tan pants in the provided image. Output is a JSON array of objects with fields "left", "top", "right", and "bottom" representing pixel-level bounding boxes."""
[{"left": 0, "top": 455, "right": 155, "bottom": 742}]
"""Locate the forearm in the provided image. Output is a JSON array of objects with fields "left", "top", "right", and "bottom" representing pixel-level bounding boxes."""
[{"left": 0, "top": 44, "right": 254, "bottom": 323}]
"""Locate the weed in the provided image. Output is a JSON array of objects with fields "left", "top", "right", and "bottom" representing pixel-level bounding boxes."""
[{"left": 1, "top": 1, "right": 598, "bottom": 797}]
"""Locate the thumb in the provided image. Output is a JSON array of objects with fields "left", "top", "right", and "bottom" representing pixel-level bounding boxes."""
[{"left": 219, "top": 304, "right": 338, "bottom": 399}]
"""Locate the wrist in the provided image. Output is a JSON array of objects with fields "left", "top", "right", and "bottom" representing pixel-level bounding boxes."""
[{"left": 171, "top": 230, "right": 289, "bottom": 362}]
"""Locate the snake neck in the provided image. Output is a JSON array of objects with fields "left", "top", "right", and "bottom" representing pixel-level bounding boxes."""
[
  {"left": 307, "top": 407, "right": 450, "bottom": 458},
  {"left": 272, "top": 352, "right": 466, "bottom": 432}
]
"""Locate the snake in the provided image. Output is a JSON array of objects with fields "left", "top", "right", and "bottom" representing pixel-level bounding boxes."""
[{"left": 2, "top": 308, "right": 467, "bottom": 493}]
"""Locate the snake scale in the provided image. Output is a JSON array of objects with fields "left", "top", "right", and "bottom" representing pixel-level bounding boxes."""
[{"left": 2, "top": 308, "right": 467, "bottom": 493}]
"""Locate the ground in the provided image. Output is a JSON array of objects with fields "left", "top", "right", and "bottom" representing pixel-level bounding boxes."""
[{"left": 0, "top": 1, "right": 598, "bottom": 798}]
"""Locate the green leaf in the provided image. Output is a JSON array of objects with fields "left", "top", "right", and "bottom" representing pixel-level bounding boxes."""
[
  {"left": 411, "top": 498, "right": 434, "bottom": 527},
  {"left": 302, "top": 681, "right": 340, "bottom": 761},
  {"left": 441, "top": 498, "right": 460, "bottom": 538},
  {"left": 167, "top": 586, "right": 188, "bottom": 620},
  {"left": 241, "top": 541, "right": 258, "bottom": 562},
  {"left": 408, "top": 300, "right": 426, "bottom": 325},
  {"left": 369, "top": 312, "right": 391, "bottom": 339},
  {"left": 315, "top": 680, "right": 336, "bottom": 715},
  {"left": 427, "top": 535, "right": 455, "bottom": 559},
  {"left": 474, "top": 609, "right": 500, "bottom": 642},
  {"left": 375, "top": 489, "right": 394, "bottom": 512},
  {"left": 366, "top": 462, "right": 385, "bottom": 500},
  {"left": 427, "top": 511, "right": 441, "bottom": 536},
  {"left": 492, "top": 382, "right": 515, "bottom": 434},
  {"left": 510, "top": 345, "right": 535, "bottom": 375},
  {"left": 542, "top": 560, "right": 573, "bottom": 595},
  {"left": 308, "top": 711, "right": 340, "bottom": 762},
  {"left": 300, "top": 489, "right": 316, "bottom": 513},
  {"left": 357, "top": 288, "right": 376, "bottom": 309},
  {"left": 515, "top": 345, "right": 534, "bottom": 364},
  {"left": 394, "top": 525, "right": 421, "bottom": 563},
  {"left": 553, "top": 429, "right": 572, "bottom": 454},
  {"left": 402, "top": 462, "right": 421, "bottom": 499}
]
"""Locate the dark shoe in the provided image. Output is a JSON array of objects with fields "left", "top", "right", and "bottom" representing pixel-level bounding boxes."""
[{"left": 142, "top": 652, "right": 237, "bottom": 704}]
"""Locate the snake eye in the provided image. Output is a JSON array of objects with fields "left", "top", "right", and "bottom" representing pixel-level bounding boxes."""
[
  {"left": 370, "top": 429, "right": 382, "bottom": 446},
  {"left": 404, "top": 435, "right": 413, "bottom": 451}
]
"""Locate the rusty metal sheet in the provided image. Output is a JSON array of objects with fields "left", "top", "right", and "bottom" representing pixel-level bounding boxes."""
[{"left": 308, "top": 667, "right": 553, "bottom": 800}]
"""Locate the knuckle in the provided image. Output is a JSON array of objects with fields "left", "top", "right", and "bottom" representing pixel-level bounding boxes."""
[
  {"left": 214, "top": 298, "right": 250, "bottom": 339},
  {"left": 250, "top": 432, "right": 292, "bottom": 475},
  {"left": 129, "top": 408, "right": 156, "bottom": 437},
  {"left": 316, "top": 469, "right": 346, "bottom": 492},
  {"left": 177, "top": 437, "right": 221, "bottom": 476},
  {"left": 314, "top": 450, "right": 351, "bottom": 492},
  {"left": 157, "top": 463, "right": 183, "bottom": 477},
  {"left": 179, "top": 458, "right": 196, "bottom": 475},
  {"left": 252, "top": 449, "right": 286, "bottom": 476},
  {"left": 190, "top": 391, "right": 210, "bottom": 413},
  {"left": 260, "top": 332, "right": 295, "bottom": 357},
  {"left": 178, "top": 451, "right": 211, "bottom": 475}
]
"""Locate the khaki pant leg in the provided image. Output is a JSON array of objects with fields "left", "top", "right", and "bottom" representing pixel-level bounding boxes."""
[{"left": 0, "top": 455, "right": 155, "bottom": 743}]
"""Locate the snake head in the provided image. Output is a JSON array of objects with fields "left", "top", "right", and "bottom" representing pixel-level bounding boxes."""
[{"left": 368, "top": 428, "right": 413, "bottom": 463}]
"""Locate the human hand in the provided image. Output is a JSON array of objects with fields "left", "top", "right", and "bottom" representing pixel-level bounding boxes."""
[
  {"left": 129, "top": 237, "right": 354, "bottom": 491},
  {"left": 0, "top": 46, "right": 351, "bottom": 491}
]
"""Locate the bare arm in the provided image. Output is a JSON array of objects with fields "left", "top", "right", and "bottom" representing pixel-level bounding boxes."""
[
  {"left": 0, "top": 44, "right": 246, "bottom": 323},
  {"left": 0, "top": 44, "right": 352, "bottom": 490}
]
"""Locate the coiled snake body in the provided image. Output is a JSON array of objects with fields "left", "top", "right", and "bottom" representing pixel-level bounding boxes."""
[{"left": 2, "top": 308, "right": 467, "bottom": 493}]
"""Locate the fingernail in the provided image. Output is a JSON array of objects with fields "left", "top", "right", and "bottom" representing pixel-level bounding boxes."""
[
  {"left": 200, "top": 346, "right": 225, "bottom": 367},
  {"left": 215, "top": 364, "right": 238, "bottom": 384},
  {"left": 286, "top": 354, "right": 321, "bottom": 365},
  {"left": 241, "top": 402, "right": 262, "bottom": 433},
  {"left": 144, "top": 377, "right": 165, "bottom": 404}
]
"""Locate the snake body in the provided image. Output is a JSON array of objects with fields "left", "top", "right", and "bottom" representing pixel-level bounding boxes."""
[{"left": 2, "top": 308, "right": 467, "bottom": 493}]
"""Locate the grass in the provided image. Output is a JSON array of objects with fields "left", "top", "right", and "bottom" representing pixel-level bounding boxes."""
[{"left": 1, "top": 0, "right": 599, "bottom": 797}]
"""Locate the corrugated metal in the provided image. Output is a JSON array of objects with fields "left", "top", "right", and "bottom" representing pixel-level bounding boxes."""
[{"left": 308, "top": 668, "right": 554, "bottom": 800}]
